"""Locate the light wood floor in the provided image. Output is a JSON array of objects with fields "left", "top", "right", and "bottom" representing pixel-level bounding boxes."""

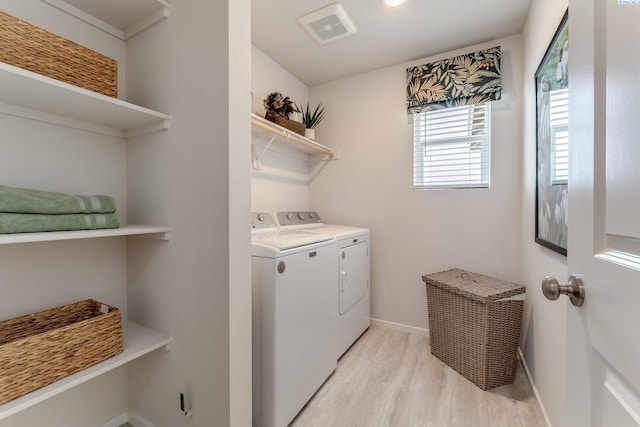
[{"left": 290, "top": 326, "right": 546, "bottom": 427}]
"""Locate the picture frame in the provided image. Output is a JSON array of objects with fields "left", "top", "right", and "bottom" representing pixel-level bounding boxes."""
[{"left": 535, "top": 10, "right": 569, "bottom": 256}]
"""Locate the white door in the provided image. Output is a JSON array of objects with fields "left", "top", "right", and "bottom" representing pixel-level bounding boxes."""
[{"left": 564, "top": 0, "right": 640, "bottom": 426}]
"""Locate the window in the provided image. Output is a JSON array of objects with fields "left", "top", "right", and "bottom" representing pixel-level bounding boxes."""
[
  {"left": 413, "top": 103, "right": 491, "bottom": 189},
  {"left": 550, "top": 88, "right": 568, "bottom": 185}
]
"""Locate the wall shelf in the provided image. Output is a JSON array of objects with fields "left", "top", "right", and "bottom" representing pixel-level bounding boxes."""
[
  {"left": 251, "top": 113, "right": 336, "bottom": 169},
  {"left": 0, "top": 62, "right": 170, "bottom": 138},
  {"left": 0, "top": 321, "right": 172, "bottom": 421},
  {"left": 0, "top": 225, "right": 171, "bottom": 245}
]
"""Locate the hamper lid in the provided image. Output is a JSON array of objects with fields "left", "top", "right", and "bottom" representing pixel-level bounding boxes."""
[{"left": 422, "top": 268, "right": 525, "bottom": 303}]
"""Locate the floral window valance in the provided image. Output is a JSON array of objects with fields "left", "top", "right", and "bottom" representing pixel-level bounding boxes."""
[{"left": 406, "top": 46, "right": 502, "bottom": 115}]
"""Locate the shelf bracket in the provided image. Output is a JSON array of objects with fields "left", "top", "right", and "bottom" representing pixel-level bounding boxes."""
[
  {"left": 253, "top": 135, "right": 277, "bottom": 170},
  {"left": 314, "top": 149, "right": 340, "bottom": 162}
]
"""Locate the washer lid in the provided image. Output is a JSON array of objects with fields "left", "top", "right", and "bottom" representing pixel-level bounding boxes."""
[{"left": 252, "top": 229, "right": 333, "bottom": 250}]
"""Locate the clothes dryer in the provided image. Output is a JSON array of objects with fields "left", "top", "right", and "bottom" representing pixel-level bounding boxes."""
[{"left": 277, "top": 211, "right": 371, "bottom": 359}]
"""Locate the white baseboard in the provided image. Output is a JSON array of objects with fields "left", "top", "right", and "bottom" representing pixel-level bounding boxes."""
[
  {"left": 101, "top": 412, "right": 128, "bottom": 427},
  {"left": 518, "top": 349, "right": 553, "bottom": 427},
  {"left": 370, "top": 317, "right": 429, "bottom": 337},
  {"left": 127, "top": 411, "right": 157, "bottom": 427},
  {"left": 101, "top": 411, "right": 156, "bottom": 427}
]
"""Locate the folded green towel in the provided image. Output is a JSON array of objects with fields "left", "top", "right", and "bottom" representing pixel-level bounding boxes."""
[
  {"left": 0, "top": 185, "right": 116, "bottom": 214},
  {"left": 0, "top": 213, "right": 120, "bottom": 234}
]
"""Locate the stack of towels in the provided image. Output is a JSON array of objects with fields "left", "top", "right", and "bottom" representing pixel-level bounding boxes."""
[{"left": 0, "top": 185, "right": 120, "bottom": 234}]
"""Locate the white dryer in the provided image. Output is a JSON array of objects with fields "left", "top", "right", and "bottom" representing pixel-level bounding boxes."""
[
  {"left": 251, "top": 212, "right": 337, "bottom": 427},
  {"left": 277, "top": 212, "right": 371, "bottom": 360}
]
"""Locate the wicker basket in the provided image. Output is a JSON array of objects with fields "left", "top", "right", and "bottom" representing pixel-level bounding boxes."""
[
  {"left": 0, "top": 10, "right": 118, "bottom": 97},
  {"left": 0, "top": 299, "right": 124, "bottom": 405},
  {"left": 422, "top": 269, "right": 525, "bottom": 390}
]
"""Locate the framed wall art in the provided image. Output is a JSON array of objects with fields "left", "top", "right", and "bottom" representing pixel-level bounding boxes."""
[{"left": 535, "top": 10, "right": 569, "bottom": 256}]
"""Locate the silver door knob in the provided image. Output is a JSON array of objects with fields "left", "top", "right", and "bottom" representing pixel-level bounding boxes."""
[{"left": 541, "top": 274, "right": 585, "bottom": 307}]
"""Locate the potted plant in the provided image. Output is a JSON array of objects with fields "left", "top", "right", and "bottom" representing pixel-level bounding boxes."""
[
  {"left": 297, "top": 102, "right": 326, "bottom": 140},
  {"left": 263, "top": 91, "right": 294, "bottom": 122}
]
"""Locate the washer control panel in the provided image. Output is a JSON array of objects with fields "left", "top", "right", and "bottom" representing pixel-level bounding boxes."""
[
  {"left": 277, "top": 211, "right": 323, "bottom": 226},
  {"left": 251, "top": 212, "right": 278, "bottom": 229}
]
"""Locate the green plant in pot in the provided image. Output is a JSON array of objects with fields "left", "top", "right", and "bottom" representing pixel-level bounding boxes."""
[{"left": 297, "top": 102, "right": 326, "bottom": 140}]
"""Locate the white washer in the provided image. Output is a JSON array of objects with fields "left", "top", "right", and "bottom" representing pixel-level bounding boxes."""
[
  {"left": 251, "top": 212, "right": 337, "bottom": 427},
  {"left": 277, "top": 211, "right": 371, "bottom": 360}
]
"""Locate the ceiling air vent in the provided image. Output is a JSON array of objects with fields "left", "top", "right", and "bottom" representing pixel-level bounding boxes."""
[{"left": 297, "top": 3, "right": 357, "bottom": 45}]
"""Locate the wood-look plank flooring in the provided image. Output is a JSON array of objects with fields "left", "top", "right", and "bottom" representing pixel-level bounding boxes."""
[{"left": 290, "top": 326, "right": 546, "bottom": 427}]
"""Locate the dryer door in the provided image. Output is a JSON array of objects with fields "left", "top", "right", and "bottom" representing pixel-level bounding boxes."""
[{"left": 339, "top": 241, "right": 369, "bottom": 315}]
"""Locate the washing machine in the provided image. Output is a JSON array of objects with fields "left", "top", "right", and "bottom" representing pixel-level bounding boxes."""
[
  {"left": 277, "top": 211, "right": 371, "bottom": 360},
  {"left": 251, "top": 212, "right": 337, "bottom": 427}
]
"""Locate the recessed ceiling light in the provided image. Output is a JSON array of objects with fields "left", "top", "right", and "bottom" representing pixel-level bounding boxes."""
[{"left": 384, "top": 0, "right": 405, "bottom": 6}]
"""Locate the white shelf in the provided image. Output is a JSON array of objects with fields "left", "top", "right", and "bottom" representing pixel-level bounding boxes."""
[
  {"left": 0, "top": 225, "right": 171, "bottom": 245},
  {"left": 41, "top": 0, "right": 170, "bottom": 41},
  {"left": 0, "top": 62, "right": 170, "bottom": 138},
  {"left": 0, "top": 321, "right": 172, "bottom": 421},
  {"left": 251, "top": 113, "right": 335, "bottom": 159}
]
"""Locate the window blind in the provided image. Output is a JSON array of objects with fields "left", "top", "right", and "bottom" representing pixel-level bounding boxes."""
[
  {"left": 550, "top": 88, "right": 569, "bottom": 185},
  {"left": 413, "top": 103, "right": 491, "bottom": 189}
]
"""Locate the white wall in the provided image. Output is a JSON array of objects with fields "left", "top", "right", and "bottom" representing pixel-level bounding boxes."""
[
  {"left": 229, "top": 1, "right": 253, "bottom": 426},
  {"left": 308, "top": 35, "right": 524, "bottom": 331},
  {"left": 251, "top": 47, "right": 308, "bottom": 118},
  {"left": 126, "top": 0, "right": 246, "bottom": 425},
  {"left": 251, "top": 46, "right": 312, "bottom": 213},
  {"left": 520, "top": 0, "right": 569, "bottom": 426}
]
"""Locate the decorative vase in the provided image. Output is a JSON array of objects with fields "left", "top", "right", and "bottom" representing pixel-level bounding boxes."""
[{"left": 305, "top": 128, "right": 315, "bottom": 140}]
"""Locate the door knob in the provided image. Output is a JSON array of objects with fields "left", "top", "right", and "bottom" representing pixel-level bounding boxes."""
[{"left": 541, "top": 274, "right": 585, "bottom": 307}]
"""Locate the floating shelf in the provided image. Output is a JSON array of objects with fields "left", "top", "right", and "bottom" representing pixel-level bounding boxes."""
[
  {"left": 0, "top": 225, "right": 171, "bottom": 245},
  {"left": 251, "top": 113, "right": 335, "bottom": 163},
  {"left": 0, "top": 321, "right": 172, "bottom": 421},
  {"left": 0, "top": 62, "right": 170, "bottom": 138},
  {"left": 41, "top": 0, "right": 171, "bottom": 41}
]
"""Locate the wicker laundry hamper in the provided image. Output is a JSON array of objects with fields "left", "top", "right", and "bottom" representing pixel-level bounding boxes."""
[{"left": 422, "top": 269, "right": 525, "bottom": 390}]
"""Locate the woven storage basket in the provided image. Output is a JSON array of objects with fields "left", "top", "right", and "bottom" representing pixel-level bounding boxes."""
[
  {"left": 0, "top": 299, "right": 123, "bottom": 405},
  {"left": 422, "top": 269, "right": 525, "bottom": 390},
  {"left": 0, "top": 10, "right": 117, "bottom": 97}
]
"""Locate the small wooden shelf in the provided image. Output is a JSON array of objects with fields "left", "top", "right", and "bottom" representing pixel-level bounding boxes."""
[
  {"left": 251, "top": 113, "right": 335, "bottom": 158},
  {"left": 0, "top": 225, "right": 171, "bottom": 245},
  {"left": 0, "top": 321, "right": 172, "bottom": 421},
  {"left": 0, "top": 62, "right": 170, "bottom": 138}
]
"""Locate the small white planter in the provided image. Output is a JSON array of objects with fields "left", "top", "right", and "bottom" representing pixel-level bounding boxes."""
[{"left": 305, "top": 128, "right": 315, "bottom": 140}]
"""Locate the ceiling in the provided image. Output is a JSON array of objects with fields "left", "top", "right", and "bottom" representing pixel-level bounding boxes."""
[{"left": 252, "top": 0, "right": 532, "bottom": 86}]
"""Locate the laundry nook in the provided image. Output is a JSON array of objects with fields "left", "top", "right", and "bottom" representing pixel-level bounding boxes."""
[{"left": 0, "top": 0, "right": 633, "bottom": 427}]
